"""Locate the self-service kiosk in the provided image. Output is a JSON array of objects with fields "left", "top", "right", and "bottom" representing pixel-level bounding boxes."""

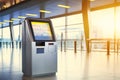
[{"left": 22, "top": 18, "right": 57, "bottom": 77}]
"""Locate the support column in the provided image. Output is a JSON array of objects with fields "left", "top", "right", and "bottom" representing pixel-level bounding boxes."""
[
  {"left": 1, "top": 19, "right": 3, "bottom": 47},
  {"left": 64, "top": 9, "right": 68, "bottom": 52},
  {"left": 1, "top": 24, "right": 3, "bottom": 40},
  {"left": 82, "top": 0, "right": 90, "bottom": 53},
  {"left": 40, "top": 3, "right": 45, "bottom": 18},
  {"left": 40, "top": 12, "right": 45, "bottom": 18},
  {"left": 64, "top": 0, "right": 68, "bottom": 52},
  {"left": 9, "top": 18, "right": 14, "bottom": 48},
  {"left": 61, "top": 32, "right": 63, "bottom": 52},
  {"left": 114, "top": 0, "right": 117, "bottom": 53},
  {"left": 18, "top": 21, "right": 21, "bottom": 48},
  {"left": 0, "top": 24, "right": 3, "bottom": 47}
]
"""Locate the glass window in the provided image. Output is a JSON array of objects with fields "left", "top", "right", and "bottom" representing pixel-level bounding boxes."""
[
  {"left": 52, "top": 13, "right": 85, "bottom": 51},
  {"left": 91, "top": 8, "right": 114, "bottom": 39},
  {"left": 52, "top": 26, "right": 65, "bottom": 40},
  {"left": 90, "top": 7, "right": 120, "bottom": 51},
  {"left": 51, "top": 17, "right": 65, "bottom": 27},
  {"left": 67, "top": 14, "right": 83, "bottom": 25},
  {"left": 3, "top": 27, "right": 11, "bottom": 41},
  {"left": 51, "top": 17, "right": 65, "bottom": 40},
  {"left": 13, "top": 25, "right": 21, "bottom": 41},
  {"left": 116, "top": 6, "right": 120, "bottom": 38},
  {"left": 67, "top": 25, "right": 84, "bottom": 39}
]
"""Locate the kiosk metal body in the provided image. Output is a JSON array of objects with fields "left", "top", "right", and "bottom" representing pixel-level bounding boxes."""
[{"left": 22, "top": 18, "right": 57, "bottom": 76}]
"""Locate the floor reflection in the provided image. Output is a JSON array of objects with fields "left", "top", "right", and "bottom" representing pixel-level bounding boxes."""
[{"left": 0, "top": 47, "right": 120, "bottom": 80}]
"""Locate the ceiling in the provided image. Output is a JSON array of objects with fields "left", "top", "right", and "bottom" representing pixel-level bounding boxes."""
[{"left": 0, "top": 0, "right": 120, "bottom": 27}]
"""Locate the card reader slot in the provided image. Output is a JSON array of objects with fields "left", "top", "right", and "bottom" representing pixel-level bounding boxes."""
[
  {"left": 36, "top": 42, "right": 45, "bottom": 46},
  {"left": 48, "top": 43, "right": 54, "bottom": 45}
]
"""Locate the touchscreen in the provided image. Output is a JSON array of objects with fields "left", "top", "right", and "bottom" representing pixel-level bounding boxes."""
[{"left": 31, "top": 21, "right": 53, "bottom": 40}]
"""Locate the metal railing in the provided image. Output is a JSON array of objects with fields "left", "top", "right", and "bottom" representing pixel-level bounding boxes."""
[
  {"left": 0, "top": 39, "right": 119, "bottom": 54},
  {"left": 87, "top": 38, "right": 120, "bottom": 54},
  {"left": 0, "top": 40, "right": 21, "bottom": 48}
]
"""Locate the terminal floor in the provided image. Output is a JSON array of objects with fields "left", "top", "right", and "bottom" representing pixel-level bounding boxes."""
[{"left": 0, "top": 47, "right": 120, "bottom": 80}]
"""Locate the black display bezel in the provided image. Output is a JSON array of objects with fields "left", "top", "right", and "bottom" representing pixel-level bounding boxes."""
[{"left": 26, "top": 18, "right": 56, "bottom": 42}]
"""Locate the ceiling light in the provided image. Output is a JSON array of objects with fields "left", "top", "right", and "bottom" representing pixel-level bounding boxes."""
[
  {"left": 4, "top": 20, "right": 13, "bottom": 22},
  {"left": 26, "top": 13, "right": 38, "bottom": 17},
  {"left": 58, "top": 4, "right": 70, "bottom": 8},
  {"left": 39, "top": 10, "right": 51, "bottom": 13},
  {"left": 11, "top": 18, "right": 20, "bottom": 21},
  {"left": 18, "top": 16, "right": 26, "bottom": 19},
  {"left": 0, "top": 22, "right": 6, "bottom": 24},
  {"left": 0, "top": 22, "right": 3, "bottom": 24}
]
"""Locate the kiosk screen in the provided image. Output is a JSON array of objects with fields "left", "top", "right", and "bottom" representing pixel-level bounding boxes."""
[{"left": 31, "top": 21, "right": 53, "bottom": 40}]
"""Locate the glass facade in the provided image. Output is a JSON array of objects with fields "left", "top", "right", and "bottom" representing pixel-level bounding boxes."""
[
  {"left": 90, "top": 7, "right": 120, "bottom": 51},
  {"left": 51, "top": 6, "right": 120, "bottom": 51},
  {"left": 0, "top": 2, "right": 120, "bottom": 52},
  {"left": 91, "top": 8, "right": 114, "bottom": 39}
]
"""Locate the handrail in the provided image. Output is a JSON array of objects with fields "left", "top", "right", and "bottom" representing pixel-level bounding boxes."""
[
  {"left": 87, "top": 38, "right": 120, "bottom": 54},
  {"left": 88, "top": 38, "right": 120, "bottom": 41}
]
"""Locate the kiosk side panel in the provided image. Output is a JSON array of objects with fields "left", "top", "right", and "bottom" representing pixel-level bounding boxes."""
[{"left": 22, "top": 20, "right": 33, "bottom": 76}]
